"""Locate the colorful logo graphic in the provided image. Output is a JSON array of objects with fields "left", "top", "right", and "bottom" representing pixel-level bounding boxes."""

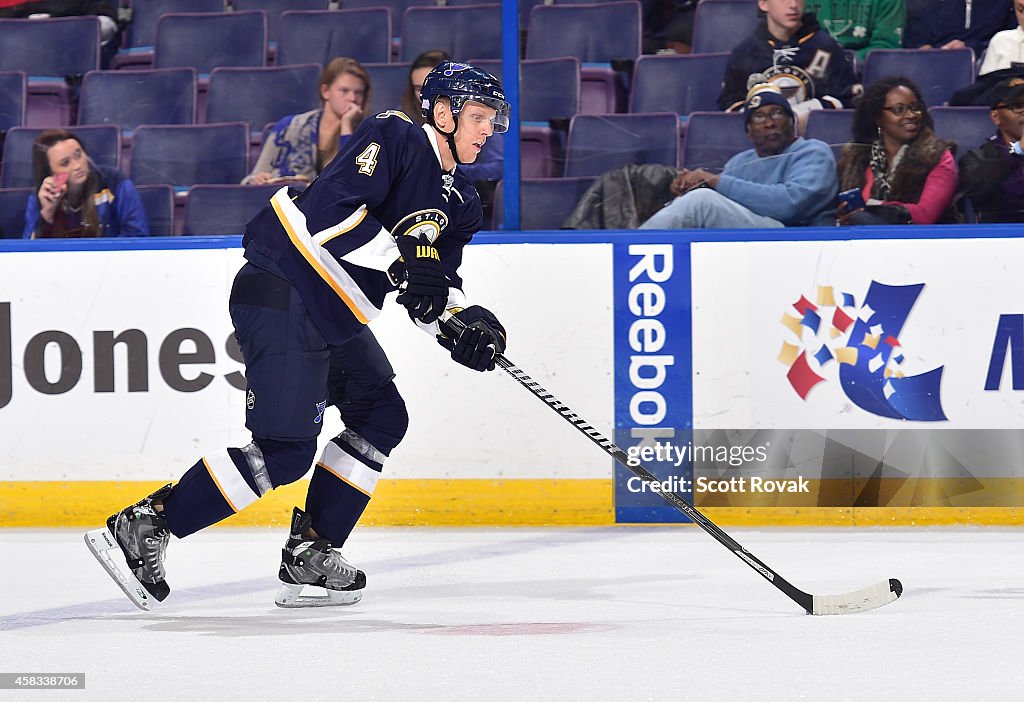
[{"left": 779, "top": 281, "right": 946, "bottom": 421}]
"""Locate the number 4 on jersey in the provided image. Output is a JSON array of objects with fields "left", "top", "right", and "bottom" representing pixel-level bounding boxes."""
[{"left": 356, "top": 143, "right": 380, "bottom": 176}]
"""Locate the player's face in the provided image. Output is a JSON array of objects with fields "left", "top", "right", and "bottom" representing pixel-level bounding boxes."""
[
  {"left": 45, "top": 138, "right": 89, "bottom": 190},
  {"left": 321, "top": 72, "right": 367, "bottom": 118},
  {"left": 758, "top": 0, "right": 804, "bottom": 33},
  {"left": 876, "top": 86, "right": 924, "bottom": 145},
  {"left": 454, "top": 101, "right": 497, "bottom": 163}
]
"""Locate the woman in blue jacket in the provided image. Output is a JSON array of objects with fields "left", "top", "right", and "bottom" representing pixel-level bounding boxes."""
[{"left": 24, "top": 129, "right": 148, "bottom": 238}]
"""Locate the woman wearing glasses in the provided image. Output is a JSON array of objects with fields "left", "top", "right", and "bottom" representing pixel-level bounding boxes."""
[{"left": 837, "top": 76, "right": 958, "bottom": 225}]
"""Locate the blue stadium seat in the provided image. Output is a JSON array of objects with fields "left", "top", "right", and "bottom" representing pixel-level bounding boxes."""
[
  {"left": 130, "top": 123, "right": 249, "bottom": 189},
  {"left": 135, "top": 184, "right": 176, "bottom": 237},
  {"left": 680, "top": 111, "right": 748, "bottom": 170},
  {"left": 803, "top": 109, "right": 855, "bottom": 159},
  {"left": 363, "top": 63, "right": 412, "bottom": 115},
  {"left": 564, "top": 112, "right": 679, "bottom": 178},
  {"left": 492, "top": 177, "right": 598, "bottom": 230},
  {"left": 115, "top": 0, "right": 224, "bottom": 69},
  {"left": 77, "top": 68, "right": 197, "bottom": 133},
  {"left": 183, "top": 184, "right": 281, "bottom": 236},
  {"left": 231, "top": 0, "right": 328, "bottom": 48},
  {"left": 526, "top": 2, "right": 642, "bottom": 114},
  {"left": 0, "top": 17, "right": 101, "bottom": 126},
  {"left": 930, "top": 106, "right": 996, "bottom": 153},
  {"left": 520, "top": 58, "right": 580, "bottom": 178},
  {"left": 1, "top": 125, "right": 121, "bottom": 189},
  {"left": 629, "top": 53, "right": 730, "bottom": 115},
  {"left": 277, "top": 9, "right": 392, "bottom": 67},
  {"left": 0, "top": 72, "right": 26, "bottom": 132},
  {"left": 691, "top": 0, "right": 761, "bottom": 54},
  {"left": 400, "top": 6, "right": 503, "bottom": 62},
  {"left": 861, "top": 48, "right": 975, "bottom": 107},
  {"left": 0, "top": 187, "right": 32, "bottom": 238},
  {"left": 206, "top": 65, "right": 320, "bottom": 134},
  {"left": 154, "top": 12, "right": 267, "bottom": 75}
]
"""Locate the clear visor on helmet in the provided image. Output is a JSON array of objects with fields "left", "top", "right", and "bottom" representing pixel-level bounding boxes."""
[{"left": 457, "top": 95, "right": 510, "bottom": 134}]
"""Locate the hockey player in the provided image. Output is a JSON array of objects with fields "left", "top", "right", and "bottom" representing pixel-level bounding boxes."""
[
  {"left": 717, "top": 0, "right": 860, "bottom": 120},
  {"left": 85, "top": 62, "right": 510, "bottom": 610}
]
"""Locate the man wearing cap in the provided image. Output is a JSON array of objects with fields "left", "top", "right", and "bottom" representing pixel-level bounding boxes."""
[
  {"left": 958, "top": 77, "right": 1024, "bottom": 222},
  {"left": 640, "top": 84, "right": 838, "bottom": 229}
]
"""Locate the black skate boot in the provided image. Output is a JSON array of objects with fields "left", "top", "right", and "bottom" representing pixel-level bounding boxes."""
[
  {"left": 85, "top": 484, "right": 173, "bottom": 611},
  {"left": 275, "top": 506, "right": 366, "bottom": 608}
]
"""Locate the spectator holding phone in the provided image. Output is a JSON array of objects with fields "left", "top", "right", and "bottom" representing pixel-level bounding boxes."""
[
  {"left": 836, "top": 76, "right": 958, "bottom": 225},
  {"left": 24, "top": 128, "right": 148, "bottom": 238},
  {"left": 244, "top": 57, "right": 371, "bottom": 185}
]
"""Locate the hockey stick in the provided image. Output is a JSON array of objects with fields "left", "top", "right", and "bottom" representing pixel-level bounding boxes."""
[{"left": 440, "top": 312, "right": 902, "bottom": 615}]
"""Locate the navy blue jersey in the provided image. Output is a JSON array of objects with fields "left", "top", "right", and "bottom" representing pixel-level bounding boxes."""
[
  {"left": 242, "top": 111, "right": 483, "bottom": 345},
  {"left": 718, "top": 13, "right": 859, "bottom": 111}
]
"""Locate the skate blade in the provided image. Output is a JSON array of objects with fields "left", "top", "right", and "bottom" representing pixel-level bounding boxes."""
[
  {"left": 84, "top": 528, "right": 154, "bottom": 612},
  {"left": 274, "top": 582, "right": 363, "bottom": 608}
]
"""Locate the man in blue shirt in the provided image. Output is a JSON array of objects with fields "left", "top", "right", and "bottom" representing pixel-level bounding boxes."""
[{"left": 641, "top": 83, "right": 838, "bottom": 229}]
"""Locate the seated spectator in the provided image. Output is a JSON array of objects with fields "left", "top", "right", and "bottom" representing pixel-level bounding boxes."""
[
  {"left": 244, "top": 57, "right": 371, "bottom": 185},
  {"left": 979, "top": 1, "right": 1024, "bottom": 75},
  {"left": 640, "top": 83, "right": 838, "bottom": 229},
  {"left": 837, "top": 76, "right": 958, "bottom": 225},
  {"left": 718, "top": 0, "right": 859, "bottom": 127},
  {"left": 904, "top": 0, "right": 1014, "bottom": 53},
  {"left": 805, "top": 0, "right": 906, "bottom": 62},
  {"left": 403, "top": 50, "right": 503, "bottom": 219},
  {"left": 958, "top": 77, "right": 1024, "bottom": 222},
  {"left": 24, "top": 128, "right": 148, "bottom": 238}
]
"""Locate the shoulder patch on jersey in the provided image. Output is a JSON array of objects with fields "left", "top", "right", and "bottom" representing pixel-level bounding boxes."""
[
  {"left": 392, "top": 209, "right": 449, "bottom": 243},
  {"left": 375, "top": 110, "right": 413, "bottom": 123}
]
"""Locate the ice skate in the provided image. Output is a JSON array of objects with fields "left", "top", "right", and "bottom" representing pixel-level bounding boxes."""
[
  {"left": 85, "top": 484, "right": 173, "bottom": 611},
  {"left": 275, "top": 506, "right": 366, "bottom": 608}
]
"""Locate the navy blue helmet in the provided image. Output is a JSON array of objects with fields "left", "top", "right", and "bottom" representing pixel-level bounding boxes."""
[{"left": 419, "top": 61, "right": 509, "bottom": 133}]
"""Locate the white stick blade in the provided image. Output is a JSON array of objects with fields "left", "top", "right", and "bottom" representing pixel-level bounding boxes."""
[{"left": 811, "top": 578, "right": 903, "bottom": 615}]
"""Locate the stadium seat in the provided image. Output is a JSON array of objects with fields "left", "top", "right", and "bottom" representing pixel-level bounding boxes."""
[
  {"left": 0, "top": 187, "right": 32, "bottom": 238},
  {"left": 400, "top": 6, "right": 503, "bottom": 62},
  {"left": 231, "top": 0, "right": 328, "bottom": 51},
  {"left": 564, "top": 112, "right": 679, "bottom": 178},
  {"left": 691, "top": 0, "right": 761, "bottom": 54},
  {"left": 77, "top": 68, "right": 197, "bottom": 133},
  {"left": 861, "top": 48, "right": 975, "bottom": 107},
  {"left": 277, "top": 9, "right": 392, "bottom": 67},
  {"left": 363, "top": 63, "right": 412, "bottom": 115},
  {"left": 154, "top": 12, "right": 267, "bottom": 75},
  {"left": 803, "top": 109, "right": 855, "bottom": 159},
  {"left": 525, "top": 2, "right": 642, "bottom": 114},
  {"left": 0, "top": 72, "right": 26, "bottom": 133},
  {"left": 1, "top": 125, "right": 121, "bottom": 189},
  {"left": 135, "top": 184, "right": 175, "bottom": 237},
  {"left": 629, "top": 53, "right": 730, "bottom": 115},
  {"left": 520, "top": 57, "right": 581, "bottom": 178},
  {"left": 0, "top": 17, "right": 100, "bottom": 126},
  {"left": 130, "top": 123, "right": 249, "bottom": 189},
  {"left": 492, "top": 177, "right": 598, "bottom": 230},
  {"left": 114, "top": 0, "right": 223, "bottom": 70},
  {"left": 930, "top": 106, "right": 996, "bottom": 153},
  {"left": 183, "top": 184, "right": 281, "bottom": 236},
  {"left": 680, "top": 111, "right": 748, "bottom": 170}
]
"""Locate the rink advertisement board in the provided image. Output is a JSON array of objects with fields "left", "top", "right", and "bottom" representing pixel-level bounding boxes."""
[
  {"left": 3, "top": 228, "right": 1024, "bottom": 527},
  {"left": 688, "top": 235, "right": 1024, "bottom": 513}
]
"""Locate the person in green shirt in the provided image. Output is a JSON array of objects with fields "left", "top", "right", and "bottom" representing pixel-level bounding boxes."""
[{"left": 805, "top": 0, "right": 906, "bottom": 61}]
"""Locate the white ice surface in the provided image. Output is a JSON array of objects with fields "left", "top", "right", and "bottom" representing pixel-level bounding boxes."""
[{"left": 0, "top": 527, "right": 1021, "bottom": 701}]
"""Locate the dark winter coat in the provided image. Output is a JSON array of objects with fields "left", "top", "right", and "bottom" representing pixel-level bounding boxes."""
[{"left": 958, "top": 135, "right": 1024, "bottom": 222}]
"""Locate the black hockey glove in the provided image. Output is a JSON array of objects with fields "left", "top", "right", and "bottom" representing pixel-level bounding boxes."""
[
  {"left": 394, "top": 233, "right": 448, "bottom": 324},
  {"left": 437, "top": 306, "right": 507, "bottom": 372}
]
